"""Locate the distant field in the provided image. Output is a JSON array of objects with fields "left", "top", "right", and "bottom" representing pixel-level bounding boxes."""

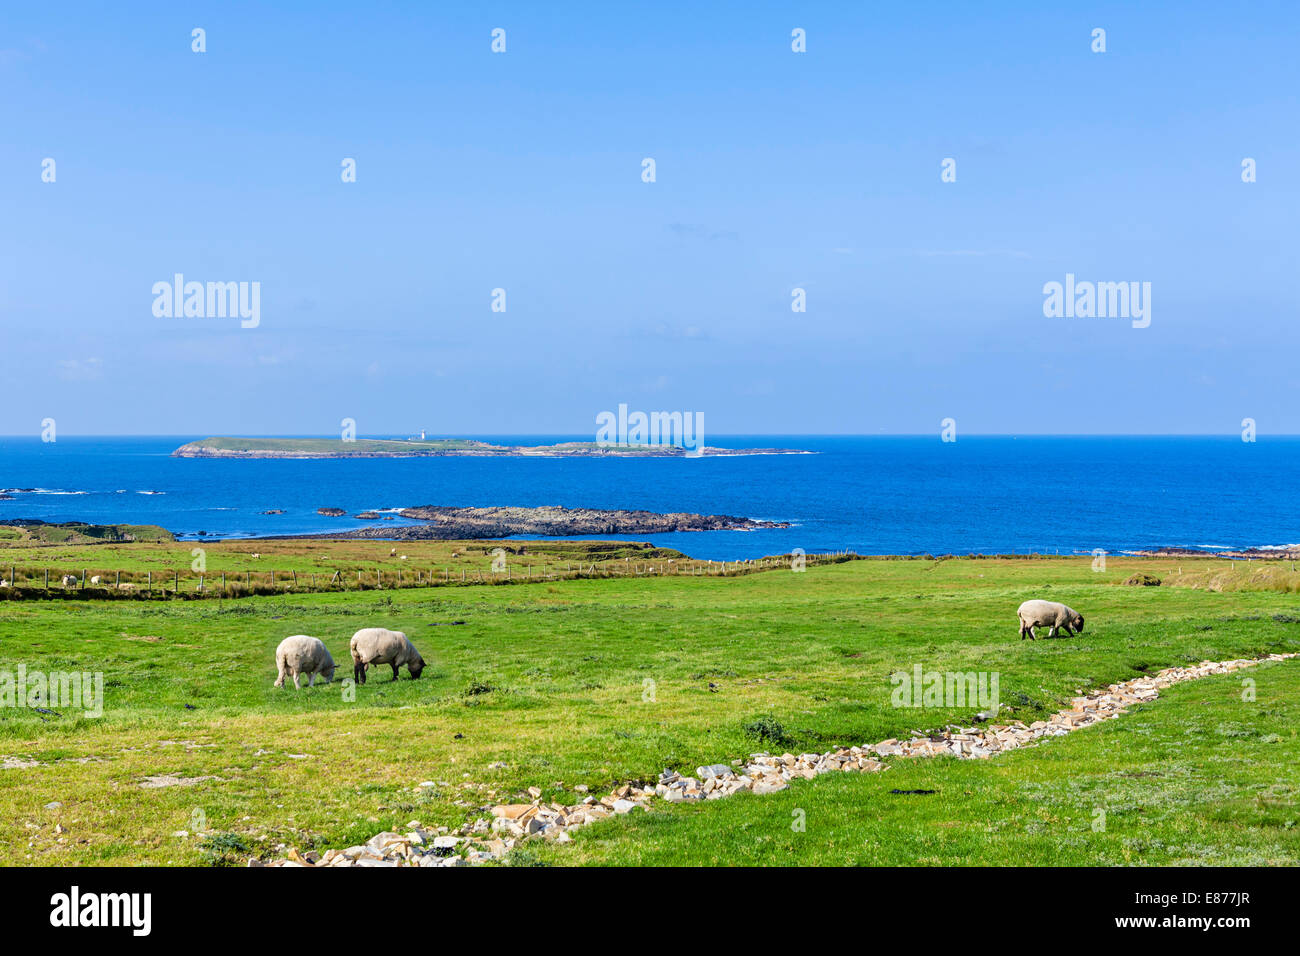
[
  {"left": 0, "top": 537, "right": 706, "bottom": 594},
  {"left": 1, "top": 551, "right": 1297, "bottom": 865},
  {"left": 0, "top": 521, "right": 173, "bottom": 547}
]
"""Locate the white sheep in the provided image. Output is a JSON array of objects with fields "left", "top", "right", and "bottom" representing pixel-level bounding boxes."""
[
  {"left": 390, "top": 547, "right": 397, "bottom": 557},
  {"left": 274, "top": 635, "right": 336, "bottom": 689},
  {"left": 350, "top": 627, "right": 425, "bottom": 683},
  {"left": 251, "top": 553, "right": 261, "bottom": 559},
  {"left": 1017, "top": 599, "right": 1085, "bottom": 640},
  {"left": 89, "top": 575, "right": 102, "bottom": 585},
  {"left": 60, "top": 574, "right": 77, "bottom": 587},
  {"left": 399, "top": 554, "right": 407, "bottom": 561}
]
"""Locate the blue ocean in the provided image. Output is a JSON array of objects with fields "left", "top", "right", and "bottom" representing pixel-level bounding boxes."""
[{"left": 0, "top": 436, "right": 1297, "bottom": 560}]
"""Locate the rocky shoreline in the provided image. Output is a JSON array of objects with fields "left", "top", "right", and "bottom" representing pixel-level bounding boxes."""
[
  {"left": 1133, "top": 545, "right": 1300, "bottom": 560},
  {"left": 258, "top": 652, "right": 1296, "bottom": 867},
  {"left": 292, "top": 504, "right": 789, "bottom": 540}
]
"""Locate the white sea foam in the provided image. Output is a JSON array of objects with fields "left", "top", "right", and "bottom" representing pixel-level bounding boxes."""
[{"left": 0, "top": 488, "right": 87, "bottom": 495}]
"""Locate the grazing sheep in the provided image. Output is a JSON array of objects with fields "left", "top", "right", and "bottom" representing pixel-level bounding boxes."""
[
  {"left": 89, "top": 575, "right": 102, "bottom": 585},
  {"left": 60, "top": 574, "right": 77, "bottom": 587},
  {"left": 251, "top": 553, "right": 261, "bottom": 559},
  {"left": 1017, "top": 599, "right": 1085, "bottom": 640},
  {"left": 390, "top": 547, "right": 397, "bottom": 557},
  {"left": 0, "top": 580, "right": 9, "bottom": 588},
  {"left": 274, "top": 635, "right": 336, "bottom": 689},
  {"left": 349, "top": 627, "right": 425, "bottom": 683},
  {"left": 399, "top": 555, "right": 407, "bottom": 561}
]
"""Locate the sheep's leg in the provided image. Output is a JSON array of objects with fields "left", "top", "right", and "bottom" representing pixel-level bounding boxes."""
[
  {"left": 308, "top": 672, "right": 317, "bottom": 688},
  {"left": 354, "top": 661, "right": 365, "bottom": 684},
  {"left": 1048, "top": 625, "right": 1058, "bottom": 638},
  {"left": 391, "top": 662, "right": 400, "bottom": 681},
  {"left": 274, "top": 665, "right": 285, "bottom": 688},
  {"left": 1026, "top": 625, "right": 1035, "bottom": 640},
  {"left": 292, "top": 672, "right": 301, "bottom": 690},
  {"left": 1019, "top": 621, "right": 1027, "bottom": 640}
]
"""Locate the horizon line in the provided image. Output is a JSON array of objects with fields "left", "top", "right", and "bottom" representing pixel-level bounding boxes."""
[{"left": 0, "top": 433, "right": 1291, "bottom": 440}]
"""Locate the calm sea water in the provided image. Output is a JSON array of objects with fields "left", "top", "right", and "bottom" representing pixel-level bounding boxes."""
[{"left": 0, "top": 436, "right": 1297, "bottom": 560}]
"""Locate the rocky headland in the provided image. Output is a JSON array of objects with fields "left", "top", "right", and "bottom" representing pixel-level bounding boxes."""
[{"left": 298, "top": 504, "right": 789, "bottom": 540}]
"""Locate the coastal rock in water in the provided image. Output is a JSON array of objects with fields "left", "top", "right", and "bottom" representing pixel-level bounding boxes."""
[
  {"left": 317, "top": 507, "right": 347, "bottom": 517},
  {"left": 312, "top": 504, "right": 790, "bottom": 541}
]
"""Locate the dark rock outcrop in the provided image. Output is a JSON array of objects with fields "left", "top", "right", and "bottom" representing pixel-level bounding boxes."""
[{"left": 305, "top": 504, "right": 789, "bottom": 540}]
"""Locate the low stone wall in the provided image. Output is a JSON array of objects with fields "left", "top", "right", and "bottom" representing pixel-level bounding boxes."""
[{"left": 258, "top": 652, "right": 1296, "bottom": 867}]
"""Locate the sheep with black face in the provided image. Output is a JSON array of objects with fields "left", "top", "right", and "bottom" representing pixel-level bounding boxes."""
[
  {"left": 350, "top": 627, "right": 425, "bottom": 683},
  {"left": 1017, "top": 600, "right": 1084, "bottom": 640}
]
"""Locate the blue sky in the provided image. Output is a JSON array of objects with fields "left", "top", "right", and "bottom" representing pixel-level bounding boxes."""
[{"left": 2, "top": 1, "right": 1297, "bottom": 436}]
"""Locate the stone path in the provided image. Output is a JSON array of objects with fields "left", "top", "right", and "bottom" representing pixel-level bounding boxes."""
[{"left": 257, "top": 652, "right": 1295, "bottom": 867}]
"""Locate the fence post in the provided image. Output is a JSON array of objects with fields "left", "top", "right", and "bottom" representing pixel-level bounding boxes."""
[
  {"left": 147, "top": 571, "right": 151, "bottom": 594},
  {"left": 174, "top": 569, "right": 179, "bottom": 594}
]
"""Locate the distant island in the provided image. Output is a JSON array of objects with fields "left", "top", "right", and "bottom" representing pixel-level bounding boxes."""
[
  {"left": 289, "top": 504, "right": 790, "bottom": 540},
  {"left": 171, "top": 437, "right": 810, "bottom": 459}
]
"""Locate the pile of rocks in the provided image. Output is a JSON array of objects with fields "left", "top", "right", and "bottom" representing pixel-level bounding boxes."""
[
  {"left": 251, "top": 826, "right": 476, "bottom": 868},
  {"left": 259, "top": 652, "right": 1294, "bottom": 867}
]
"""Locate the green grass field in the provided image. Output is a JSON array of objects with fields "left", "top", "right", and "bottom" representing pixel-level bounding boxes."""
[{"left": 1, "top": 548, "right": 1297, "bottom": 865}]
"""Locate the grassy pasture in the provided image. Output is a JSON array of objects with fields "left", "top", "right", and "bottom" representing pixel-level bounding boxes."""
[
  {"left": 530, "top": 660, "right": 1300, "bottom": 866},
  {"left": 0, "top": 536, "right": 702, "bottom": 596},
  {"left": 0, "top": 549, "right": 1296, "bottom": 865}
]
